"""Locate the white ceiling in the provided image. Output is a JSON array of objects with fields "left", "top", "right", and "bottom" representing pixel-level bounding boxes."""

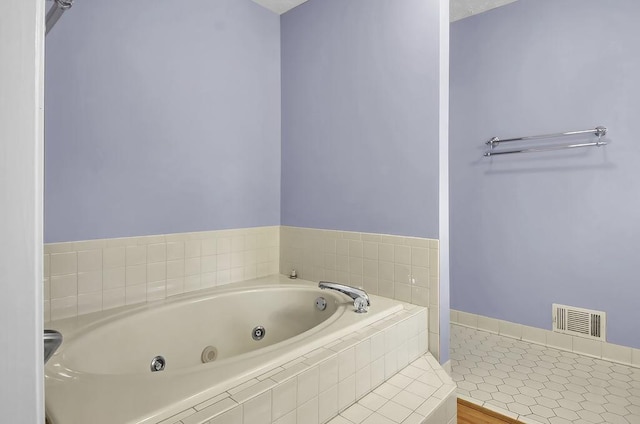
[{"left": 251, "top": 0, "right": 519, "bottom": 21}]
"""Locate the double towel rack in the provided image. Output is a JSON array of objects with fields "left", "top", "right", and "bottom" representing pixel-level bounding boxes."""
[{"left": 484, "top": 126, "right": 608, "bottom": 157}]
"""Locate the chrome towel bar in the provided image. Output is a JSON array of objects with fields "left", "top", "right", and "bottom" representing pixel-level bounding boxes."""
[
  {"left": 484, "top": 141, "right": 606, "bottom": 157},
  {"left": 484, "top": 126, "right": 607, "bottom": 157}
]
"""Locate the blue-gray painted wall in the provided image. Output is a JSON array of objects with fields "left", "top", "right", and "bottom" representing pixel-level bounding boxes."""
[
  {"left": 280, "top": 0, "right": 441, "bottom": 239},
  {"left": 45, "top": 0, "right": 281, "bottom": 243},
  {"left": 450, "top": 0, "right": 640, "bottom": 348}
]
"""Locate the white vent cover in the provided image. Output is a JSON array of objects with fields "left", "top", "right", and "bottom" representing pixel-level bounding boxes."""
[{"left": 552, "top": 304, "right": 606, "bottom": 341}]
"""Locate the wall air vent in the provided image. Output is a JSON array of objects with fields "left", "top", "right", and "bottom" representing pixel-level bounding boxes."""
[{"left": 552, "top": 304, "right": 606, "bottom": 341}]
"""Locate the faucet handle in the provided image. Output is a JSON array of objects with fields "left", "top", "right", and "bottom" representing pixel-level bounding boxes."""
[{"left": 353, "top": 296, "right": 369, "bottom": 313}]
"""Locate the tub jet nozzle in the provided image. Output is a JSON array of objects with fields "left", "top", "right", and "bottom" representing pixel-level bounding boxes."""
[
  {"left": 201, "top": 346, "right": 218, "bottom": 363},
  {"left": 150, "top": 356, "right": 166, "bottom": 372},
  {"left": 252, "top": 326, "right": 266, "bottom": 341}
]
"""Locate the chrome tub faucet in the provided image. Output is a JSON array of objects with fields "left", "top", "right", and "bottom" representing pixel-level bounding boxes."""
[
  {"left": 44, "top": 330, "right": 63, "bottom": 364},
  {"left": 318, "top": 281, "right": 370, "bottom": 313}
]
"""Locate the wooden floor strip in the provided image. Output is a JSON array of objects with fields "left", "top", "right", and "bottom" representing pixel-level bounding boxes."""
[{"left": 457, "top": 398, "right": 522, "bottom": 424}]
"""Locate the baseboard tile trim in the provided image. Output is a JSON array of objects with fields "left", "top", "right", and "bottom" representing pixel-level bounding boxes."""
[{"left": 450, "top": 309, "right": 640, "bottom": 369}]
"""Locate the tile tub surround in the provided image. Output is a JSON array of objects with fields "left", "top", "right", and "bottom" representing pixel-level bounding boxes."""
[
  {"left": 44, "top": 226, "right": 280, "bottom": 322},
  {"left": 327, "top": 355, "right": 457, "bottom": 424},
  {"left": 153, "top": 305, "right": 449, "bottom": 424},
  {"left": 450, "top": 310, "right": 640, "bottom": 369},
  {"left": 279, "top": 226, "right": 441, "bottom": 361},
  {"left": 451, "top": 324, "right": 640, "bottom": 424}
]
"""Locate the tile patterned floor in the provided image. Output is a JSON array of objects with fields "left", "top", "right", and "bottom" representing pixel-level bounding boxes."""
[{"left": 451, "top": 324, "right": 640, "bottom": 424}]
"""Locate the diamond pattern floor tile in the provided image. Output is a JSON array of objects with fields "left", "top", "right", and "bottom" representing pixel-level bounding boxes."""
[{"left": 451, "top": 324, "right": 640, "bottom": 424}]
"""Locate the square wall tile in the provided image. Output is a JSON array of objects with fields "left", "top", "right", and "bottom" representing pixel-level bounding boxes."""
[
  {"left": 272, "top": 378, "right": 296, "bottom": 421},
  {"left": 298, "top": 367, "right": 319, "bottom": 406},
  {"left": 166, "top": 277, "right": 185, "bottom": 297},
  {"left": 395, "top": 284, "right": 411, "bottom": 303},
  {"left": 50, "top": 252, "right": 77, "bottom": 276},
  {"left": 297, "top": 397, "right": 319, "bottom": 424},
  {"left": 166, "top": 242, "right": 185, "bottom": 261},
  {"left": 78, "top": 292, "right": 102, "bottom": 315},
  {"left": 355, "top": 340, "right": 371, "bottom": 370},
  {"left": 319, "top": 357, "right": 338, "bottom": 393},
  {"left": 147, "top": 243, "right": 167, "bottom": 263},
  {"left": 394, "top": 245, "right": 411, "bottom": 265},
  {"left": 355, "top": 365, "right": 371, "bottom": 398},
  {"left": 185, "top": 258, "right": 201, "bottom": 276},
  {"left": 51, "top": 274, "right": 77, "bottom": 299},
  {"left": 103, "top": 247, "right": 125, "bottom": 269},
  {"left": 125, "top": 284, "right": 146, "bottom": 305},
  {"left": 411, "top": 286, "right": 429, "bottom": 307},
  {"left": 349, "top": 240, "right": 363, "bottom": 258},
  {"left": 126, "top": 245, "right": 147, "bottom": 266},
  {"left": 185, "top": 275, "right": 201, "bottom": 292},
  {"left": 103, "top": 267, "right": 125, "bottom": 289},
  {"left": 394, "top": 264, "right": 411, "bottom": 284},
  {"left": 126, "top": 265, "right": 146, "bottom": 286},
  {"left": 51, "top": 296, "right": 77, "bottom": 320},
  {"left": 103, "top": 288, "right": 125, "bottom": 310},
  {"left": 147, "top": 262, "right": 166, "bottom": 282},
  {"left": 243, "top": 391, "right": 270, "bottom": 424},
  {"left": 370, "top": 356, "right": 385, "bottom": 389},
  {"left": 318, "top": 386, "right": 338, "bottom": 424},
  {"left": 338, "top": 374, "right": 356, "bottom": 412},
  {"left": 338, "top": 348, "right": 356, "bottom": 380},
  {"left": 185, "top": 240, "right": 201, "bottom": 258},
  {"left": 77, "top": 250, "right": 102, "bottom": 272},
  {"left": 78, "top": 271, "right": 102, "bottom": 294},
  {"left": 370, "top": 332, "right": 385, "bottom": 361},
  {"left": 378, "top": 244, "right": 394, "bottom": 262},
  {"left": 217, "top": 238, "right": 231, "bottom": 254},
  {"left": 273, "top": 411, "right": 295, "bottom": 424},
  {"left": 201, "top": 238, "right": 217, "bottom": 257},
  {"left": 363, "top": 242, "right": 378, "bottom": 260},
  {"left": 411, "top": 247, "right": 429, "bottom": 268},
  {"left": 166, "top": 260, "right": 184, "bottom": 279},
  {"left": 147, "top": 280, "right": 167, "bottom": 302}
]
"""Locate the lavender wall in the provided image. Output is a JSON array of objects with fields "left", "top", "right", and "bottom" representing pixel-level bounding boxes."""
[
  {"left": 45, "top": 0, "right": 281, "bottom": 243},
  {"left": 450, "top": 0, "right": 640, "bottom": 348},
  {"left": 280, "top": 0, "right": 441, "bottom": 239}
]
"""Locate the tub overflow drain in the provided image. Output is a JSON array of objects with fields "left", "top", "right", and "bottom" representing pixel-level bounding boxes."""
[
  {"left": 201, "top": 346, "right": 218, "bottom": 363},
  {"left": 150, "top": 355, "right": 166, "bottom": 372},
  {"left": 252, "top": 326, "right": 266, "bottom": 341},
  {"left": 315, "top": 297, "right": 327, "bottom": 311}
]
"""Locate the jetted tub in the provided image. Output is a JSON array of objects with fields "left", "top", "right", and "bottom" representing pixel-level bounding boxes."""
[{"left": 45, "top": 275, "right": 403, "bottom": 424}]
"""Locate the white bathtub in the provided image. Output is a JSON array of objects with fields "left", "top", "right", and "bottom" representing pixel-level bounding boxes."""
[{"left": 45, "top": 276, "right": 404, "bottom": 424}]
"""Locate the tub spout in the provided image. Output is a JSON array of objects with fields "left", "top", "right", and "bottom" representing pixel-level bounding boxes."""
[
  {"left": 318, "top": 281, "right": 370, "bottom": 313},
  {"left": 44, "top": 330, "right": 63, "bottom": 364}
]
